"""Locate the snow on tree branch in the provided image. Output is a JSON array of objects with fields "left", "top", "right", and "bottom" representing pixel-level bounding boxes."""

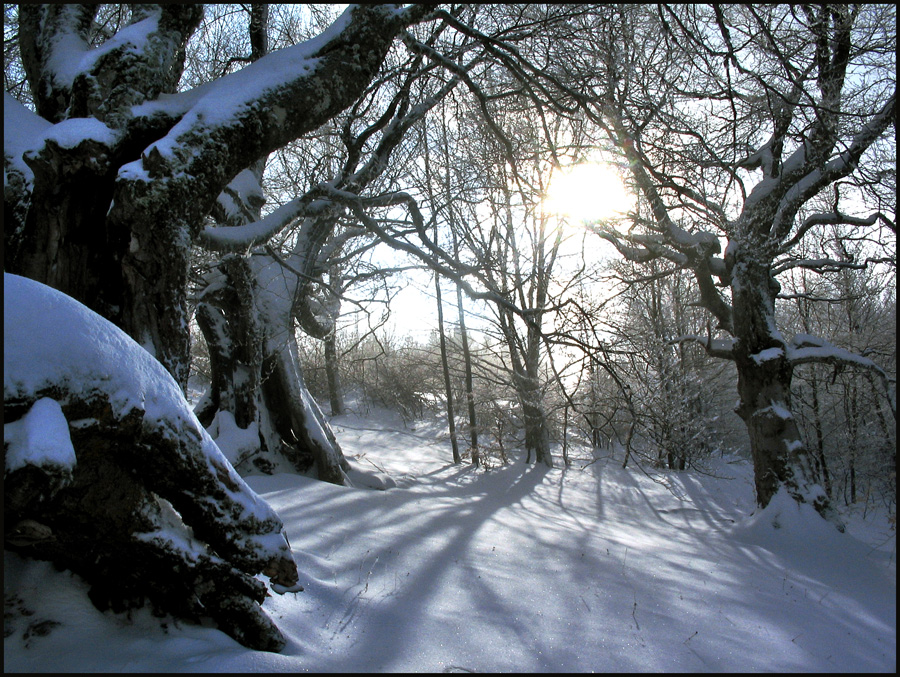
[
  {"left": 772, "top": 255, "right": 895, "bottom": 276},
  {"left": 199, "top": 72, "right": 460, "bottom": 253},
  {"left": 3, "top": 92, "right": 52, "bottom": 190},
  {"left": 769, "top": 93, "right": 897, "bottom": 241},
  {"left": 115, "top": 5, "right": 434, "bottom": 235},
  {"left": 671, "top": 334, "right": 736, "bottom": 361},
  {"left": 786, "top": 334, "right": 896, "bottom": 419}
]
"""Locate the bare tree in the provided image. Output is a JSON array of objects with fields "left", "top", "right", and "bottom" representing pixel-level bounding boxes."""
[
  {"left": 502, "top": 3, "right": 896, "bottom": 524},
  {"left": 4, "top": 3, "right": 448, "bottom": 649}
]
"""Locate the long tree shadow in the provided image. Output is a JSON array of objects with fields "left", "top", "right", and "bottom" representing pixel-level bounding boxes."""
[
  {"left": 263, "top": 456, "right": 566, "bottom": 667},
  {"left": 253, "top": 433, "right": 895, "bottom": 672}
]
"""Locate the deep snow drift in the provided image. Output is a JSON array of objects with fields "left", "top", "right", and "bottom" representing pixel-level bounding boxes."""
[{"left": 4, "top": 401, "right": 895, "bottom": 673}]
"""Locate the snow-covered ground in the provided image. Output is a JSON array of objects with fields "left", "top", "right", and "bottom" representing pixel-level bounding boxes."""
[{"left": 4, "top": 405, "right": 895, "bottom": 672}]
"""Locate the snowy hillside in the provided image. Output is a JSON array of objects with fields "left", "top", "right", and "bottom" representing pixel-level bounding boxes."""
[{"left": 4, "top": 405, "right": 895, "bottom": 672}]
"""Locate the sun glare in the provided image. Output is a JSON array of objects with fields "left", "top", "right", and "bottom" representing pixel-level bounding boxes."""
[{"left": 543, "top": 162, "right": 633, "bottom": 224}]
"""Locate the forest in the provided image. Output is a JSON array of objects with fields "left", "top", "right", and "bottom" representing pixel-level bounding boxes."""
[{"left": 3, "top": 3, "right": 896, "bottom": 671}]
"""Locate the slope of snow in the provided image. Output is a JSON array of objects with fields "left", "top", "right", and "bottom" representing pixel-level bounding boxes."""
[{"left": 4, "top": 402, "right": 894, "bottom": 672}]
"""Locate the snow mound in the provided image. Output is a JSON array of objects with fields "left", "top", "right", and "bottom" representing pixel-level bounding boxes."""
[
  {"left": 345, "top": 465, "right": 398, "bottom": 491},
  {"left": 4, "top": 272, "right": 187, "bottom": 426},
  {"left": 729, "top": 487, "right": 843, "bottom": 546},
  {"left": 3, "top": 272, "right": 291, "bottom": 554},
  {"left": 207, "top": 409, "right": 260, "bottom": 468},
  {"left": 4, "top": 397, "right": 76, "bottom": 474}
]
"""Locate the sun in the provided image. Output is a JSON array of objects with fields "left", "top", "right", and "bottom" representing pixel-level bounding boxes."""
[{"left": 543, "top": 162, "right": 633, "bottom": 224}]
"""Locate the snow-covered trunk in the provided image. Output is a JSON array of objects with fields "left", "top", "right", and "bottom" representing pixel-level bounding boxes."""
[
  {"left": 254, "top": 254, "right": 350, "bottom": 484},
  {"left": 195, "top": 257, "right": 350, "bottom": 484},
  {"left": 261, "top": 335, "right": 349, "bottom": 485},
  {"left": 194, "top": 256, "right": 272, "bottom": 466},
  {"left": 731, "top": 252, "right": 838, "bottom": 524}
]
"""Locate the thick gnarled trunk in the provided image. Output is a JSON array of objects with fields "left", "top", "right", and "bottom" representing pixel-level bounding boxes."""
[
  {"left": 4, "top": 274, "right": 298, "bottom": 651},
  {"left": 731, "top": 253, "right": 838, "bottom": 525},
  {"left": 196, "top": 255, "right": 350, "bottom": 484}
]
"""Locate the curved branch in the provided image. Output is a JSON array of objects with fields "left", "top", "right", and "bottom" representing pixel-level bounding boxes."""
[
  {"left": 671, "top": 334, "right": 736, "bottom": 361},
  {"left": 787, "top": 337, "right": 896, "bottom": 419}
]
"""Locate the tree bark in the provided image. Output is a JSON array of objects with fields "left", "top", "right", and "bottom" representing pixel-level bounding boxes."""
[
  {"left": 435, "top": 271, "right": 462, "bottom": 464},
  {"left": 731, "top": 251, "right": 839, "bottom": 525},
  {"left": 324, "top": 331, "right": 345, "bottom": 417},
  {"left": 456, "top": 270, "right": 480, "bottom": 466}
]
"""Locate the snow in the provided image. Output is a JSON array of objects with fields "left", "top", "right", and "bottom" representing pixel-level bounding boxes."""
[
  {"left": 209, "top": 410, "right": 261, "bottom": 468},
  {"left": 758, "top": 402, "right": 794, "bottom": 421},
  {"left": 788, "top": 343, "right": 880, "bottom": 369},
  {"left": 4, "top": 402, "right": 894, "bottom": 672},
  {"left": 134, "top": 498, "right": 209, "bottom": 564},
  {"left": 3, "top": 93, "right": 52, "bottom": 186},
  {"left": 201, "top": 195, "right": 307, "bottom": 249},
  {"left": 36, "top": 116, "right": 118, "bottom": 150},
  {"left": 216, "top": 168, "right": 264, "bottom": 224},
  {"left": 4, "top": 272, "right": 190, "bottom": 424},
  {"left": 751, "top": 346, "right": 784, "bottom": 364},
  {"left": 790, "top": 333, "right": 825, "bottom": 348},
  {"left": 3, "top": 272, "right": 289, "bottom": 547},
  {"left": 117, "top": 158, "right": 152, "bottom": 183},
  {"left": 743, "top": 176, "right": 779, "bottom": 210},
  {"left": 4, "top": 397, "right": 76, "bottom": 474},
  {"left": 67, "top": 14, "right": 161, "bottom": 89}
]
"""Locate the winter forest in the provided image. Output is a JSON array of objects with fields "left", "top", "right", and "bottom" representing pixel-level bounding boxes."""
[{"left": 3, "top": 3, "right": 896, "bottom": 672}]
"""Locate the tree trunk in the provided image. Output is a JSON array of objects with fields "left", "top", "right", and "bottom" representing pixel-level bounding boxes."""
[
  {"left": 502, "top": 315, "right": 552, "bottom": 468},
  {"left": 322, "top": 265, "right": 346, "bottom": 417},
  {"left": 261, "top": 338, "right": 349, "bottom": 484},
  {"left": 195, "top": 255, "right": 351, "bottom": 484},
  {"left": 456, "top": 282, "right": 480, "bottom": 466},
  {"left": 435, "top": 271, "right": 462, "bottom": 464},
  {"left": 731, "top": 253, "right": 839, "bottom": 525},
  {"left": 324, "top": 331, "right": 345, "bottom": 416}
]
